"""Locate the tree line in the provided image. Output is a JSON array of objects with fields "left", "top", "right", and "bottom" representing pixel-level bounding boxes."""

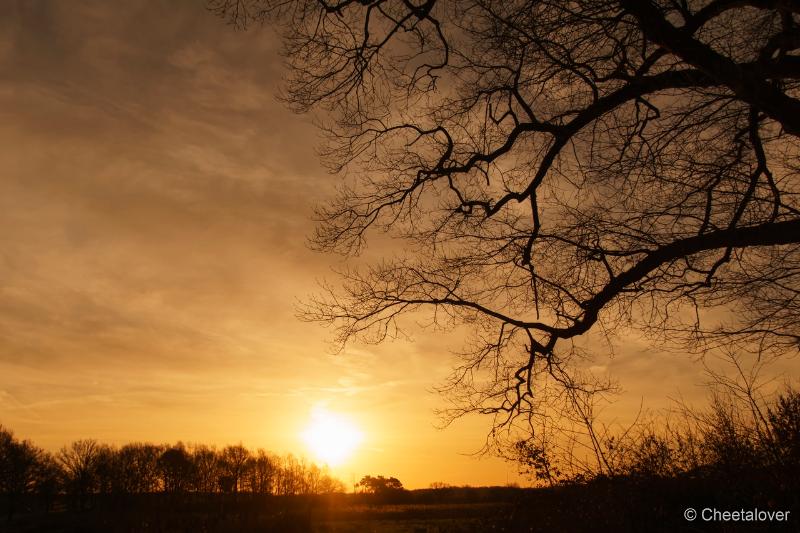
[{"left": 0, "top": 430, "right": 345, "bottom": 520}]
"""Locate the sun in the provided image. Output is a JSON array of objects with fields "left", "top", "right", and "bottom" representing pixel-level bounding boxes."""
[{"left": 301, "top": 408, "right": 363, "bottom": 467}]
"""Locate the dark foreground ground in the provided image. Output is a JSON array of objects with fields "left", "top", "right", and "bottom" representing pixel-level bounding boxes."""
[{"left": 3, "top": 478, "right": 798, "bottom": 533}]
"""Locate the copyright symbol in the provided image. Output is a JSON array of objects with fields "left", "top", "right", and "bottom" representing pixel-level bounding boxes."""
[{"left": 684, "top": 508, "right": 697, "bottom": 521}]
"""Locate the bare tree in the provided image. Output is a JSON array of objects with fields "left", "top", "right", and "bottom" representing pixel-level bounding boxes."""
[
  {"left": 58, "top": 440, "right": 101, "bottom": 509},
  {"left": 278, "top": 454, "right": 304, "bottom": 496},
  {"left": 190, "top": 444, "right": 220, "bottom": 494},
  {"left": 115, "top": 443, "right": 162, "bottom": 494},
  {"left": 211, "top": 0, "right": 800, "bottom": 446},
  {"left": 244, "top": 449, "right": 277, "bottom": 494},
  {"left": 220, "top": 444, "right": 252, "bottom": 493}
]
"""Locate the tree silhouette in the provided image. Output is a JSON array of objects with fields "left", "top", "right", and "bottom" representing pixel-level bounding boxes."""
[
  {"left": 244, "top": 449, "right": 276, "bottom": 494},
  {"left": 191, "top": 444, "right": 220, "bottom": 494},
  {"left": 357, "top": 475, "right": 404, "bottom": 495},
  {"left": 158, "top": 445, "right": 194, "bottom": 493},
  {"left": 356, "top": 476, "right": 403, "bottom": 502},
  {"left": 93, "top": 444, "right": 117, "bottom": 496},
  {"left": 768, "top": 391, "right": 800, "bottom": 468},
  {"left": 115, "top": 443, "right": 161, "bottom": 494},
  {"left": 0, "top": 426, "right": 45, "bottom": 520},
  {"left": 32, "top": 452, "right": 61, "bottom": 513},
  {"left": 211, "top": 0, "right": 800, "bottom": 445},
  {"left": 220, "top": 444, "right": 251, "bottom": 493},
  {"left": 58, "top": 439, "right": 100, "bottom": 510}
]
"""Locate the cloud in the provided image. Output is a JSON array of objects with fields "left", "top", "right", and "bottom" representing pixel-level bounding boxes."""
[{"left": 0, "top": 0, "right": 334, "bottom": 437}]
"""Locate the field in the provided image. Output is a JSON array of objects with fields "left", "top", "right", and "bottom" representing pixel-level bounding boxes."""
[
  {"left": 3, "top": 479, "right": 797, "bottom": 533},
  {"left": 4, "top": 500, "right": 508, "bottom": 533}
]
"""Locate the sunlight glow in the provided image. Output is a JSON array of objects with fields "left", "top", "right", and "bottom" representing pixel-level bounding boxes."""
[{"left": 302, "top": 407, "right": 363, "bottom": 467}]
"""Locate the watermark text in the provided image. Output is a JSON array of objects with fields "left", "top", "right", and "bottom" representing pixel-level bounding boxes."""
[{"left": 684, "top": 507, "right": 791, "bottom": 523}]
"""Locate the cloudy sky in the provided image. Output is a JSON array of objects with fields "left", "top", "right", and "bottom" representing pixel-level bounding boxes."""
[{"left": 1, "top": 0, "right": 792, "bottom": 488}]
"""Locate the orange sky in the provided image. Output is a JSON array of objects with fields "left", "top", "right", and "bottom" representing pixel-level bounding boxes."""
[{"left": 1, "top": 0, "right": 796, "bottom": 489}]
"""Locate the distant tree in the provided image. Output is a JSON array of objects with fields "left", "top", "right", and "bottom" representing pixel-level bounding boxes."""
[
  {"left": 115, "top": 443, "right": 162, "bottom": 493},
  {"left": 357, "top": 475, "right": 404, "bottom": 495},
  {"left": 316, "top": 469, "right": 346, "bottom": 494},
  {"left": 212, "top": 0, "right": 800, "bottom": 453},
  {"left": 93, "top": 444, "right": 117, "bottom": 496},
  {"left": 220, "top": 444, "right": 252, "bottom": 493},
  {"left": 191, "top": 444, "right": 220, "bottom": 493},
  {"left": 32, "top": 452, "right": 60, "bottom": 512},
  {"left": 276, "top": 454, "right": 305, "bottom": 495},
  {"left": 244, "top": 449, "right": 276, "bottom": 494},
  {"left": 0, "top": 426, "right": 43, "bottom": 520},
  {"left": 304, "top": 463, "right": 323, "bottom": 494},
  {"left": 158, "top": 445, "right": 195, "bottom": 493},
  {"left": 58, "top": 439, "right": 100, "bottom": 509}
]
